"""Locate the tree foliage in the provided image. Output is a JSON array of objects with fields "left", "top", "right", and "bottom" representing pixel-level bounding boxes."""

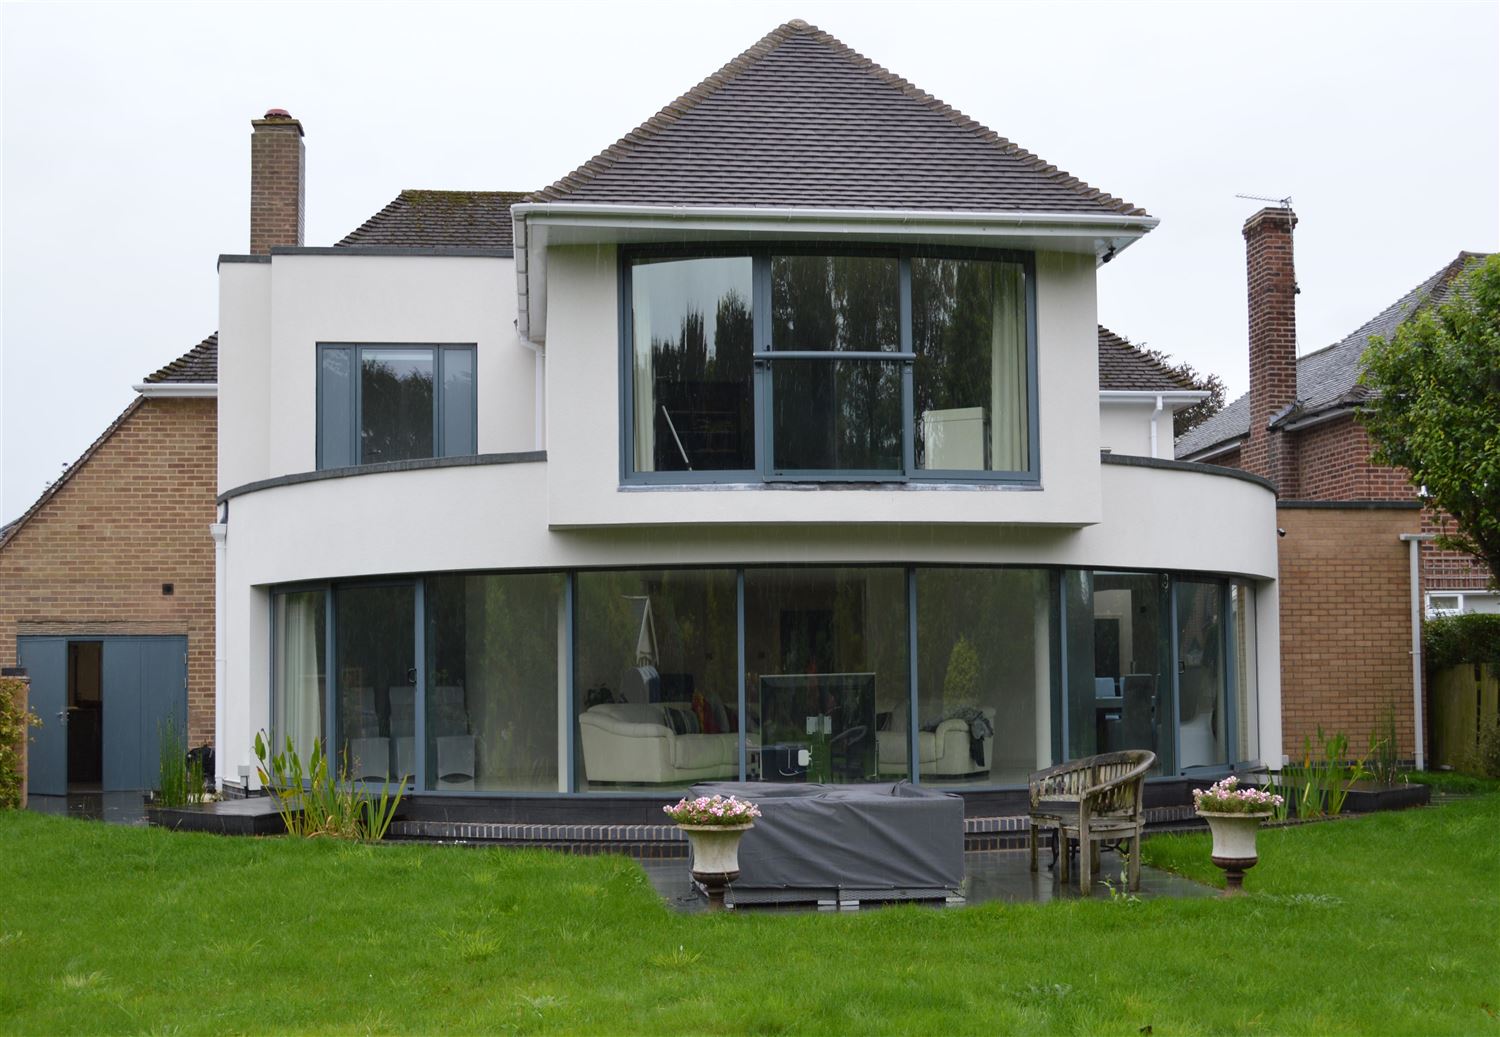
[
  {"left": 1360, "top": 254, "right": 1500, "bottom": 586},
  {"left": 1116, "top": 336, "right": 1228, "bottom": 438}
]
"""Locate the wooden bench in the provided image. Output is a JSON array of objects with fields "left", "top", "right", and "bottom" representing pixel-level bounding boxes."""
[{"left": 1028, "top": 749, "right": 1156, "bottom": 893}]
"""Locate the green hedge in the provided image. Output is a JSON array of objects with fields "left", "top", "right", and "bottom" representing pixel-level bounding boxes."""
[
  {"left": 1425, "top": 613, "right": 1500, "bottom": 671},
  {"left": 1, "top": 676, "right": 41, "bottom": 809}
]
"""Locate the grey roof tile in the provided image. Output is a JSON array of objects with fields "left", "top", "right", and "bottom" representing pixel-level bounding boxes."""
[
  {"left": 1175, "top": 252, "right": 1491, "bottom": 458},
  {"left": 338, "top": 190, "right": 528, "bottom": 249},
  {"left": 533, "top": 20, "right": 1146, "bottom": 216},
  {"left": 1097, "top": 326, "right": 1195, "bottom": 392},
  {"left": 142, "top": 332, "right": 218, "bottom": 384}
]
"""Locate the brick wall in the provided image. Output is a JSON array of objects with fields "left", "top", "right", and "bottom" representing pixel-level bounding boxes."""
[
  {"left": 1292, "top": 415, "right": 1416, "bottom": 502},
  {"left": 249, "top": 111, "right": 304, "bottom": 256},
  {"left": 1421, "top": 510, "right": 1494, "bottom": 592},
  {"left": 1243, "top": 207, "right": 1299, "bottom": 492},
  {"left": 0, "top": 398, "right": 217, "bottom": 746},
  {"left": 1276, "top": 505, "right": 1423, "bottom": 759}
]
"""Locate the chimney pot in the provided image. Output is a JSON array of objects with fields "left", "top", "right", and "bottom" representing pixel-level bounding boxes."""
[{"left": 264, "top": 108, "right": 291, "bottom": 119}]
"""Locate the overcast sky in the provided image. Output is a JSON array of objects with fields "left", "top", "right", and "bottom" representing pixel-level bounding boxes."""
[{"left": 2, "top": 0, "right": 1496, "bottom": 522}]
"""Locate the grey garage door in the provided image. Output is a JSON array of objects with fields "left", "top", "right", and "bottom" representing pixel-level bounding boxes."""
[{"left": 17, "top": 635, "right": 187, "bottom": 795}]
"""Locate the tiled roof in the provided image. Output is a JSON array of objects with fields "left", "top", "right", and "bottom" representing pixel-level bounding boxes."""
[
  {"left": 533, "top": 20, "right": 1146, "bottom": 217},
  {"left": 338, "top": 190, "right": 528, "bottom": 250},
  {"left": 1176, "top": 252, "right": 1491, "bottom": 458},
  {"left": 1097, "top": 326, "right": 1195, "bottom": 392},
  {"left": 142, "top": 332, "right": 218, "bottom": 384}
]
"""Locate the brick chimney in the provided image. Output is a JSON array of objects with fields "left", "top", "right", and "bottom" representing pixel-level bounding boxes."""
[
  {"left": 1243, "top": 206, "right": 1299, "bottom": 494},
  {"left": 249, "top": 108, "right": 304, "bottom": 255}
]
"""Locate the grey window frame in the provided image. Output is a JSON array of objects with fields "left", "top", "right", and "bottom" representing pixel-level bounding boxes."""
[
  {"left": 618, "top": 244, "right": 1040, "bottom": 486},
  {"left": 316, "top": 342, "right": 478, "bottom": 470}
]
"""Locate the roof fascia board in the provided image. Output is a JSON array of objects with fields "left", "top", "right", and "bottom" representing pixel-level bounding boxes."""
[
  {"left": 514, "top": 202, "right": 1158, "bottom": 238},
  {"left": 1276, "top": 405, "right": 1358, "bottom": 433},
  {"left": 513, "top": 204, "right": 1157, "bottom": 346},
  {"left": 1099, "top": 390, "right": 1209, "bottom": 407},
  {"left": 1178, "top": 436, "right": 1247, "bottom": 463},
  {"left": 133, "top": 383, "right": 218, "bottom": 398}
]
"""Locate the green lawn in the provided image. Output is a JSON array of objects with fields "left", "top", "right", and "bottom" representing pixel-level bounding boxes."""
[{"left": 2, "top": 795, "right": 1497, "bottom": 1036}]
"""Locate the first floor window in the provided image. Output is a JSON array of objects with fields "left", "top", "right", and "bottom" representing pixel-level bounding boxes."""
[
  {"left": 623, "top": 247, "right": 1035, "bottom": 483},
  {"left": 317, "top": 344, "right": 476, "bottom": 469}
]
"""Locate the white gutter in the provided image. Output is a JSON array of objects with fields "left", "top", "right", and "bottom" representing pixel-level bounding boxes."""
[
  {"left": 1179, "top": 436, "right": 1248, "bottom": 464},
  {"left": 133, "top": 382, "right": 218, "bottom": 398},
  {"left": 513, "top": 201, "right": 1160, "bottom": 234},
  {"left": 1399, "top": 531, "right": 1436, "bottom": 770},
  {"left": 1151, "top": 394, "right": 1165, "bottom": 458}
]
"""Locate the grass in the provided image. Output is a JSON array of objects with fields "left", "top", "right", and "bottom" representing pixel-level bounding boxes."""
[{"left": 2, "top": 796, "right": 1498, "bottom": 1035}]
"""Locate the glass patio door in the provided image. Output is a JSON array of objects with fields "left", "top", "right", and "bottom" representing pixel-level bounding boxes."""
[{"left": 334, "top": 582, "right": 419, "bottom": 786}]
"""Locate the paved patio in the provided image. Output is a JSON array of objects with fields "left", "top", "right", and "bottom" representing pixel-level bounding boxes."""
[{"left": 642, "top": 844, "right": 1216, "bottom": 912}]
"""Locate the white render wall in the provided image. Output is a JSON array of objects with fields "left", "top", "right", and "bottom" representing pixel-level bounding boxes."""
[
  {"left": 214, "top": 457, "right": 1281, "bottom": 782},
  {"left": 1100, "top": 400, "right": 1173, "bottom": 459},
  {"left": 218, "top": 253, "right": 534, "bottom": 494},
  {"left": 543, "top": 246, "right": 1105, "bottom": 529}
]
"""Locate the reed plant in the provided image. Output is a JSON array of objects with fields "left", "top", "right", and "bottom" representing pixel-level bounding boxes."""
[{"left": 253, "top": 731, "right": 406, "bottom": 841}]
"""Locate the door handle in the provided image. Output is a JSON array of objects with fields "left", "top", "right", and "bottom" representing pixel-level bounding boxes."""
[{"left": 407, "top": 668, "right": 418, "bottom": 686}]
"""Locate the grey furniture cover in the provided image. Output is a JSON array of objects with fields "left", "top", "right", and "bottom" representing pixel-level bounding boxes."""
[{"left": 690, "top": 781, "right": 964, "bottom": 892}]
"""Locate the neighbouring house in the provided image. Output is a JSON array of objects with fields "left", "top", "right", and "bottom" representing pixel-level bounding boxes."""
[
  {"left": 213, "top": 19, "right": 1278, "bottom": 821},
  {"left": 0, "top": 108, "right": 308, "bottom": 797},
  {"left": 0, "top": 336, "right": 218, "bottom": 796},
  {"left": 1177, "top": 208, "right": 1491, "bottom": 766}
]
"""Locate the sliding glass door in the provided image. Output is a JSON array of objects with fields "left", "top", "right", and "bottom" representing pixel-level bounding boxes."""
[{"left": 334, "top": 583, "right": 418, "bottom": 785}]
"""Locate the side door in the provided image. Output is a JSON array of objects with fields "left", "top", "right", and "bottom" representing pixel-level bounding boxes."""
[
  {"left": 16, "top": 636, "right": 68, "bottom": 796},
  {"left": 102, "top": 636, "right": 187, "bottom": 791}
]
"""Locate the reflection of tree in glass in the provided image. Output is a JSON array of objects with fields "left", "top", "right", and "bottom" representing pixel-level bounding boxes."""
[
  {"left": 360, "top": 359, "right": 433, "bottom": 463},
  {"left": 650, "top": 290, "right": 754, "bottom": 470},
  {"left": 771, "top": 256, "right": 900, "bottom": 470}
]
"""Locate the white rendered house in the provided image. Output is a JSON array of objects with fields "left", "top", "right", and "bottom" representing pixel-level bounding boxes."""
[{"left": 214, "top": 22, "right": 1279, "bottom": 810}]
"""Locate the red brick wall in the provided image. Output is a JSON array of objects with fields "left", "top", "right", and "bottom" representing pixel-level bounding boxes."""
[
  {"left": 1243, "top": 208, "right": 1299, "bottom": 492},
  {"left": 1421, "top": 511, "right": 1494, "bottom": 592},
  {"left": 1292, "top": 415, "right": 1416, "bottom": 502},
  {"left": 1276, "top": 506, "right": 1423, "bottom": 760},
  {"left": 0, "top": 397, "right": 217, "bottom": 746}
]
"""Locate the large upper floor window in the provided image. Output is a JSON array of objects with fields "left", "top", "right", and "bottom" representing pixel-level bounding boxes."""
[
  {"left": 317, "top": 344, "right": 476, "bottom": 469},
  {"left": 623, "top": 247, "right": 1036, "bottom": 483}
]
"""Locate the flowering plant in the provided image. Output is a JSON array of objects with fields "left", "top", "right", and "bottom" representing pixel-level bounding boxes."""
[
  {"left": 663, "top": 794, "right": 762, "bottom": 827},
  {"left": 1193, "top": 775, "right": 1283, "bottom": 815}
]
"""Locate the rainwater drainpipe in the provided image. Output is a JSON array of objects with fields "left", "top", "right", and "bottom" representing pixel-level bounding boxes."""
[
  {"left": 210, "top": 504, "right": 229, "bottom": 791},
  {"left": 1400, "top": 532, "right": 1435, "bottom": 770},
  {"left": 1149, "top": 394, "right": 1165, "bottom": 458},
  {"left": 518, "top": 339, "right": 545, "bottom": 450}
]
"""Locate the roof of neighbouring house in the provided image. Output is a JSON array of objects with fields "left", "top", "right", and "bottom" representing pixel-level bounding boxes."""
[
  {"left": 338, "top": 190, "right": 529, "bottom": 249},
  {"left": 1175, "top": 251, "right": 1492, "bottom": 459},
  {"left": 1097, "top": 326, "right": 1196, "bottom": 392},
  {"left": 142, "top": 332, "right": 218, "bottom": 384},
  {"left": 530, "top": 20, "right": 1146, "bottom": 217}
]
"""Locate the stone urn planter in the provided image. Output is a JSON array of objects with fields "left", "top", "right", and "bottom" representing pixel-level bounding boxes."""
[
  {"left": 1192, "top": 775, "right": 1284, "bottom": 896},
  {"left": 679, "top": 822, "right": 755, "bottom": 908},
  {"left": 1197, "top": 810, "right": 1272, "bottom": 894},
  {"left": 663, "top": 793, "right": 763, "bottom": 910}
]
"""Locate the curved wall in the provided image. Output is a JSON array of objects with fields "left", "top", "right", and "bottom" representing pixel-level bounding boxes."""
[{"left": 216, "top": 458, "right": 1281, "bottom": 786}]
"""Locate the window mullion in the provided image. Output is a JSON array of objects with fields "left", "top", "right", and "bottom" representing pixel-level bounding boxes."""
[{"left": 900, "top": 257, "right": 914, "bottom": 477}]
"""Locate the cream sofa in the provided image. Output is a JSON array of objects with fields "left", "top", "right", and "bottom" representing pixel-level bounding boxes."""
[
  {"left": 878, "top": 707, "right": 996, "bottom": 778},
  {"left": 578, "top": 702, "right": 741, "bottom": 784}
]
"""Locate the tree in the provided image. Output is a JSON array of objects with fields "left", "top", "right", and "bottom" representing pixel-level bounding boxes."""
[{"left": 1360, "top": 254, "right": 1500, "bottom": 586}]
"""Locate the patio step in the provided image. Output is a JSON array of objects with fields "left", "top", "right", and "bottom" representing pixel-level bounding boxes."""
[{"left": 387, "top": 804, "right": 1203, "bottom": 858}]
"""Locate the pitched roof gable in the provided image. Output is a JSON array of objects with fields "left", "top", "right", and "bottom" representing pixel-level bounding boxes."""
[
  {"left": 1097, "top": 326, "right": 1196, "bottom": 392},
  {"left": 1175, "top": 251, "right": 1492, "bottom": 458},
  {"left": 142, "top": 332, "right": 218, "bottom": 384},
  {"left": 338, "top": 190, "right": 528, "bottom": 249},
  {"left": 533, "top": 20, "right": 1146, "bottom": 216}
]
